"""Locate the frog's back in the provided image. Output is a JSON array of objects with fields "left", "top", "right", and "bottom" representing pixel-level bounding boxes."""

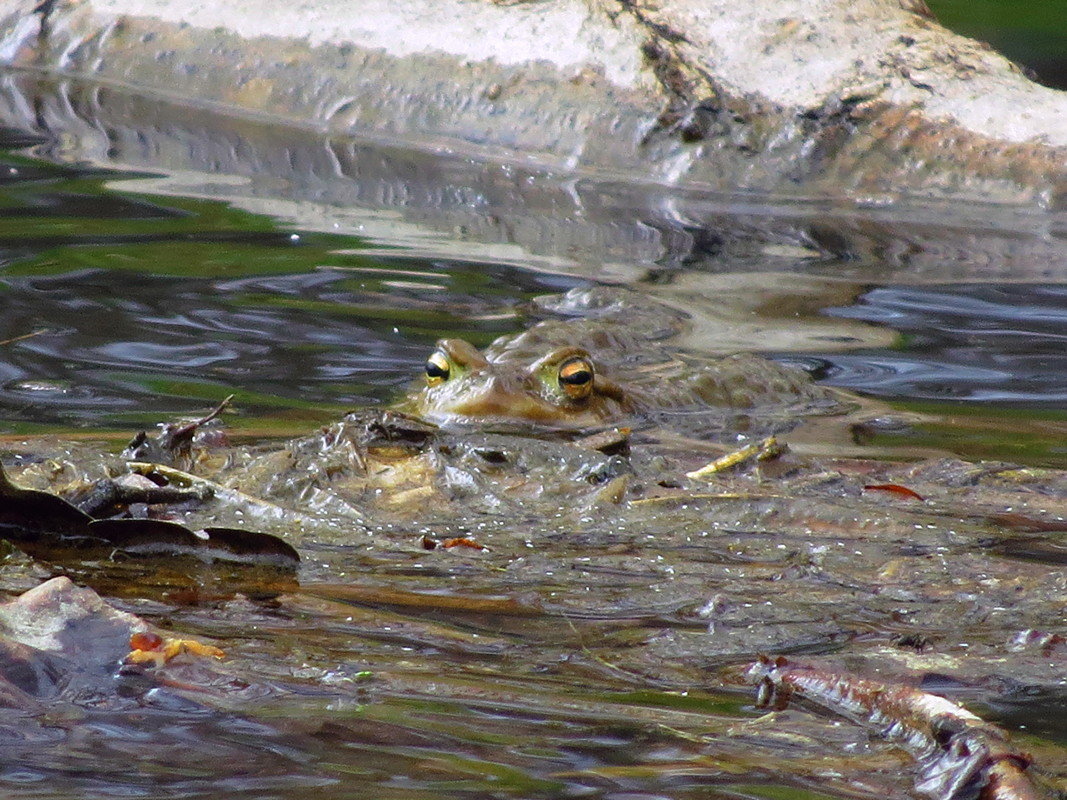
[{"left": 484, "top": 286, "right": 847, "bottom": 437}]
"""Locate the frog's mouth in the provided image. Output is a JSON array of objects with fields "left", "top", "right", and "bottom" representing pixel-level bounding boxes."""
[
  {"left": 419, "top": 379, "right": 632, "bottom": 441},
  {"left": 421, "top": 373, "right": 606, "bottom": 430}
]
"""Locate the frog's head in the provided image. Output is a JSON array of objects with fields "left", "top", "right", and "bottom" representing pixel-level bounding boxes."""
[{"left": 405, "top": 338, "right": 630, "bottom": 430}]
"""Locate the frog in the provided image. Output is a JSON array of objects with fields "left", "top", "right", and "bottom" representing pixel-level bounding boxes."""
[
  {"left": 401, "top": 337, "right": 633, "bottom": 430},
  {"left": 400, "top": 286, "right": 848, "bottom": 436}
]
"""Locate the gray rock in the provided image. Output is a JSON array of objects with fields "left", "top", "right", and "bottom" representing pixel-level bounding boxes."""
[{"left": 0, "top": 0, "right": 1064, "bottom": 206}]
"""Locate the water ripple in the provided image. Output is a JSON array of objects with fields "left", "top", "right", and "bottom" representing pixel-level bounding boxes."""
[{"left": 816, "top": 284, "right": 1067, "bottom": 406}]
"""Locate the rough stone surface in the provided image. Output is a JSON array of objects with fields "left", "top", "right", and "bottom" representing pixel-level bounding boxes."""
[
  {"left": 0, "top": 0, "right": 1065, "bottom": 205},
  {"left": 0, "top": 576, "right": 146, "bottom": 664},
  {"left": 642, "top": 0, "right": 1067, "bottom": 144}
]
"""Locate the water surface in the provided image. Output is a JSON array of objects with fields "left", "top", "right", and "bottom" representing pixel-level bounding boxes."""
[
  {"left": 2, "top": 118, "right": 1066, "bottom": 462},
  {"left": 1, "top": 75, "right": 1067, "bottom": 800}
]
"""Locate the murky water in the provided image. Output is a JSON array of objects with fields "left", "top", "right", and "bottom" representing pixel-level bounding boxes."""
[
  {"left": 0, "top": 145, "right": 586, "bottom": 434},
  {"left": 3, "top": 122, "right": 1066, "bottom": 459},
  {"left": 2, "top": 73, "right": 1067, "bottom": 800}
]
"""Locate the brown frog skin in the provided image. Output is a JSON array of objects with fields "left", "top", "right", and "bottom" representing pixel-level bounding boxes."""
[
  {"left": 402, "top": 338, "right": 633, "bottom": 430},
  {"left": 400, "top": 287, "right": 848, "bottom": 436}
]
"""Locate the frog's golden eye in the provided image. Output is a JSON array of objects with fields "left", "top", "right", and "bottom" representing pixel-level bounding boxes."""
[
  {"left": 558, "top": 356, "right": 594, "bottom": 400},
  {"left": 425, "top": 351, "right": 451, "bottom": 386}
]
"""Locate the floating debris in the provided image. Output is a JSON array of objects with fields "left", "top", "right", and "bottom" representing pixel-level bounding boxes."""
[
  {"left": 122, "top": 394, "right": 234, "bottom": 464},
  {"left": 747, "top": 655, "right": 1044, "bottom": 800},
  {"left": 686, "top": 436, "right": 787, "bottom": 480},
  {"left": 864, "top": 483, "right": 926, "bottom": 501},
  {"left": 126, "top": 631, "right": 225, "bottom": 668},
  {"left": 0, "top": 461, "right": 298, "bottom": 568}
]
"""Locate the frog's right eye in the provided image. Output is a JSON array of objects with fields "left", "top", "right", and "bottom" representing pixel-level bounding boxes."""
[
  {"left": 425, "top": 351, "right": 451, "bottom": 386},
  {"left": 557, "top": 356, "right": 594, "bottom": 400}
]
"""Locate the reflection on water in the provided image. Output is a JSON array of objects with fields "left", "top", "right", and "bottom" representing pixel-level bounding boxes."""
[
  {"left": 815, "top": 284, "right": 1067, "bottom": 405},
  {"left": 0, "top": 151, "right": 584, "bottom": 431},
  {"left": 1, "top": 127, "right": 1066, "bottom": 440}
]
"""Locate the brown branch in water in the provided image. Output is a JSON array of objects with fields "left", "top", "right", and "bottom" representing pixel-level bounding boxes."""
[
  {"left": 123, "top": 395, "right": 237, "bottom": 464},
  {"left": 747, "top": 655, "right": 1045, "bottom": 800},
  {"left": 686, "top": 436, "right": 786, "bottom": 480},
  {"left": 0, "top": 328, "right": 50, "bottom": 347},
  {"left": 164, "top": 393, "right": 235, "bottom": 447}
]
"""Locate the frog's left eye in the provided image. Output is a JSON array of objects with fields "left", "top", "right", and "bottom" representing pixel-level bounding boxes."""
[
  {"left": 558, "top": 356, "right": 594, "bottom": 400},
  {"left": 426, "top": 351, "right": 451, "bottom": 386}
]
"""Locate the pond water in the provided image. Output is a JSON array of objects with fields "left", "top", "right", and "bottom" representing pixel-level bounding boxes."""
[
  {"left": 0, "top": 151, "right": 580, "bottom": 431},
  {"left": 2, "top": 112, "right": 1066, "bottom": 464},
  {"left": 2, "top": 71, "right": 1067, "bottom": 800}
]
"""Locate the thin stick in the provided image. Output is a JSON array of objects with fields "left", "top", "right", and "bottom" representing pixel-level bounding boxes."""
[
  {"left": 165, "top": 394, "right": 236, "bottom": 445},
  {"left": 0, "top": 329, "right": 49, "bottom": 347}
]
